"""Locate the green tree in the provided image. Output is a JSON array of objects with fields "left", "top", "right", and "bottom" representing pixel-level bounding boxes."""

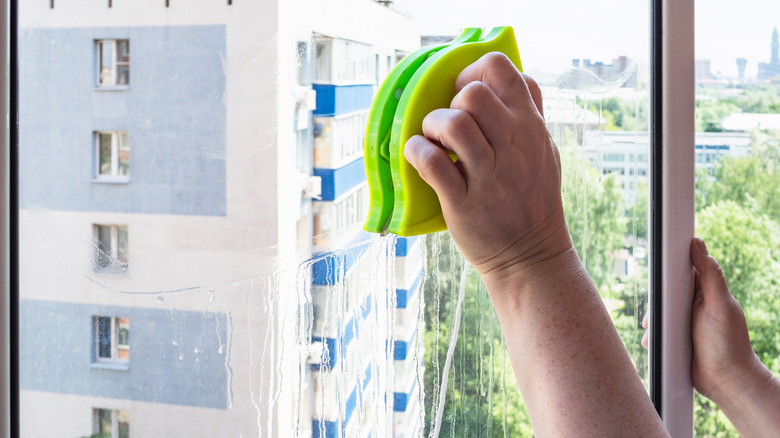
[
  {"left": 421, "top": 233, "right": 533, "bottom": 437},
  {"left": 561, "top": 151, "right": 627, "bottom": 291},
  {"left": 698, "top": 131, "right": 780, "bottom": 221},
  {"left": 695, "top": 99, "right": 740, "bottom": 132},
  {"left": 585, "top": 97, "right": 649, "bottom": 132},
  {"left": 627, "top": 181, "right": 649, "bottom": 240},
  {"left": 738, "top": 84, "right": 780, "bottom": 113}
]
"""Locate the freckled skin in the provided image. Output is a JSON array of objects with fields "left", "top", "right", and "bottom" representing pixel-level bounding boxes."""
[{"left": 405, "top": 53, "right": 669, "bottom": 436}]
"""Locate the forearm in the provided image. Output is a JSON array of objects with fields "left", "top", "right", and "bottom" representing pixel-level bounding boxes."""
[
  {"left": 712, "top": 356, "right": 780, "bottom": 437},
  {"left": 484, "top": 247, "right": 668, "bottom": 437}
]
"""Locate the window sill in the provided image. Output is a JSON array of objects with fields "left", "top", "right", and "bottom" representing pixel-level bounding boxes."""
[
  {"left": 94, "top": 85, "right": 130, "bottom": 92},
  {"left": 91, "top": 178, "right": 130, "bottom": 185},
  {"left": 91, "top": 361, "right": 130, "bottom": 371}
]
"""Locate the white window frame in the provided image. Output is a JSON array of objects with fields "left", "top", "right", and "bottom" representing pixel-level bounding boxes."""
[
  {"left": 0, "top": 0, "right": 697, "bottom": 436},
  {"left": 649, "top": 0, "right": 695, "bottom": 435},
  {"left": 94, "top": 131, "right": 130, "bottom": 182},
  {"left": 96, "top": 39, "right": 130, "bottom": 88},
  {"left": 93, "top": 224, "right": 129, "bottom": 272},
  {"left": 1, "top": 0, "right": 9, "bottom": 432},
  {"left": 92, "top": 408, "right": 130, "bottom": 438},
  {"left": 93, "top": 316, "right": 130, "bottom": 364}
]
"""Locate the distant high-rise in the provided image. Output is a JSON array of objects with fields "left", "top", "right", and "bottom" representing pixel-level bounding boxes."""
[
  {"left": 736, "top": 58, "right": 747, "bottom": 82},
  {"left": 758, "top": 26, "right": 780, "bottom": 80}
]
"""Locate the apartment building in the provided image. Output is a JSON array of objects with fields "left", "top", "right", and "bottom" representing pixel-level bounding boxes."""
[
  {"left": 18, "top": 1, "right": 421, "bottom": 436},
  {"left": 583, "top": 130, "right": 751, "bottom": 202}
]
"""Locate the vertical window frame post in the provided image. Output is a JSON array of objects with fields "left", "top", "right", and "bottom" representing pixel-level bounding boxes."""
[
  {"left": 2, "top": 0, "right": 17, "bottom": 435},
  {"left": 651, "top": 0, "right": 695, "bottom": 435}
]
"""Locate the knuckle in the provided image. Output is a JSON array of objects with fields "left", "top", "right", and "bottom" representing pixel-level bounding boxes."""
[
  {"left": 482, "top": 51, "right": 512, "bottom": 69},
  {"left": 440, "top": 109, "right": 473, "bottom": 138},
  {"left": 413, "top": 146, "right": 445, "bottom": 178},
  {"left": 456, "top": 81, "right": 490, "bottom": 108},
  {"left": 521, "top": 73, "right": 541, "bottom": 95}
]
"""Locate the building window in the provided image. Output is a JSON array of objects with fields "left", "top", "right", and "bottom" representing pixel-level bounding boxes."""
[
  {"left": 93, "top": 408, "right": 130, "bottom": 438},
  {"left": 93, "top": 224, "right": 128, "bottom": 272},
  {"left": 96, "top": 39, "right": 130, "bottom": 87},
  {"left": 601, "top": 153, "right": 626, "bottom": 162},
  {"left": 313, "top": 37, "right": 374, "bottom": 83},
  {"left": 95, "top": 131, "right": 130, "bottom": 180},
  {"left": 313, "top": 111, "right": 369, "bottom": 167},
  {"left": 313, "top": 184, "right": 368, "bottom": 240},
  {"left": 94, "top": 316, "right": 130, "bottom": 363}
]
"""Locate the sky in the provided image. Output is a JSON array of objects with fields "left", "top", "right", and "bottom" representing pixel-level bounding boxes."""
[{"left": 393, "top": 0, "right": 780, "bottom": 79}]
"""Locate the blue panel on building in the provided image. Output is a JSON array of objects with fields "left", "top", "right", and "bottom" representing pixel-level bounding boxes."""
[
  {"left": 314, "top": 157, "right": 367, "bottom": 201},
  {"left": 392, "top": 328, "right": 417, "bottom": 361},
  {"left": 312, "top": 363, "right": 372, "bottom": 438},
  {"left": 393, "top": 377, "right": 418, "bottom": 412},
  {"left": 395, "top": 236, "right": 418, "bottom": 257},
  {"left": 312, "top": 419, "right": 339, "bottom": 438},
  {"left": 19, "top": 299, "right": 228, "bottom": 409},
  {"left": 19, "top": 26, "right": 228, "bottom": 216},
  {"left": 396, "top": 270, "right": 423, "bottom": 309},
  {"left": 312, "top": 83, "right": 374, "bottom": 117},
  {"left": 311, "top": 235, "right": 372, "bottom": 285},
  {"left": 311, "top": 294, "right": 373, "bottom": 369}
]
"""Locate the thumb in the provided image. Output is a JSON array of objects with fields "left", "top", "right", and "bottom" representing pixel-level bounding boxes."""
[{"left": 690, "top": 237, "right": 731, "bottom": 301}]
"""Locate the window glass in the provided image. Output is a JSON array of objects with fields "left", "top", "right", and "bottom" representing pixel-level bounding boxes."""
[
  {"left": 99, "top": 40, "right": 114, "bottom": 86},
  {"left": 93, "top": 408, "right": 130, "bottom": 438},
  {"left": 116, "top": 40, "right": 130, "bottom": 85},
  {"left": 97, "top": 132, "right": 113, "bottom": 176},
  {"left": 118, "top": 133, "right": 130, "bottom": 176},
  {"left": 18, "top": 1, "right": 650, "bottom": 437},
  {"left": 694, "top": 0, "right": 780, "bottom": 435},
  {"left": 96, "top": 316, "right": 112, "bottom": 359},
  {"left": 95, "top": 225, "right": 113, "bottom": 269}
]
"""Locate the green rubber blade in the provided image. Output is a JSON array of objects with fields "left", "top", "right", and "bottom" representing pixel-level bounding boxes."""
[
  {"left": 388, "top": 26, "right": 523, "bottom": 236},
  {"left": 363, "top": 28, "right": 483, "bottom": 234}
]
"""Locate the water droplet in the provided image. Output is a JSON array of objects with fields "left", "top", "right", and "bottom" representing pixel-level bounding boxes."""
[
  {"left": 194, "top": 347, "right": 201, "bottom": 353},
  {"left": 195, "top": 358, "right": 200, "bottom": 363},
  {"left": 157, "top": 296, "right": 164, "bottom": 303},
  {"left": 218, "top": 346, "right": 225, "bottom": 354},
  {"left": 178, "top": 354, "right": 184, "bottom": 360},
  {"left": 172, "top": 340, "right": 178, "bottom": 346},
  {"left": 209, "top": 293, "right": 215, "bottom": 302}
]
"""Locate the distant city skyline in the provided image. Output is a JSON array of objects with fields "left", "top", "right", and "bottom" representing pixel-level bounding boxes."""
[{"left": 394, "top": 0, "right": 780, "bottom": 79}]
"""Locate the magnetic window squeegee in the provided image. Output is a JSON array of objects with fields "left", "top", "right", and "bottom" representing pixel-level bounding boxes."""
[{"left": 363, "top": 26, "right": 523, "bottom": 237}]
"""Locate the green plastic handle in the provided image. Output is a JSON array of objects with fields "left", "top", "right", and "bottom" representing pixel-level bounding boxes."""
[
  {"left": 388, "top": 27, "right": 523, "bottom": 236},
  {"left": 363, "top": 28, "right": 483, "bottom": 234}
]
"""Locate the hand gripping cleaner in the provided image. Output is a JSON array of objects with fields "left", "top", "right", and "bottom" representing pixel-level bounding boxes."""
[{"left": 363, "top": 26, "right": 523, "bottom": 236}]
